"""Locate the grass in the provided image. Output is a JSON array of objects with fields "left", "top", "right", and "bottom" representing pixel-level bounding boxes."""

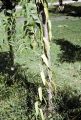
[
  {"left": 47, "top": 0, "right": 58, "bottom": 3},
  {"left": 48, "top": 3, "right": 81, "bottom": 91},
  {"left": 51, "top": 17, "right": 81, "bottom": 45},
  {"left": 0, "top": 3, "right": 81, "bottom": 119},
  {"left": 15, "top": 7, "right": 81, "bottom": 90}
]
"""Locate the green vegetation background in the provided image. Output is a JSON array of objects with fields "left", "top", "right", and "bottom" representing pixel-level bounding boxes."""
[{"left": 0, "top": 2, "right": 81, "bottom": 120}]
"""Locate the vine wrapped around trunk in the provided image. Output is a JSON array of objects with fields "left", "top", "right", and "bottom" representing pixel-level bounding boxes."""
[{"left": 35, "top": 0, "right": 55, "bottom": 118}]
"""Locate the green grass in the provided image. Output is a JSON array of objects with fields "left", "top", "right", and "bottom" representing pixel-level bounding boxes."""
[
  {"left": 15, "top": 12, "right": 81, "bottom": 91},
  {"left": 0, "top": 4, "right": 81, "bottom": 89},
  {"left": 15, "top": 13, "right": 81, "bottom": 91},
  {"left": 0, "top": 3, "right": 81, "bottom": 119},
  {"left": 51, "top": 17, "right": 81, "bottom": 45},
  {"left": 50, "top": 12, "right": 81, "bottom": 91},
  {"left": 47, "top": 0, "right": 58, "bottom": 3}
]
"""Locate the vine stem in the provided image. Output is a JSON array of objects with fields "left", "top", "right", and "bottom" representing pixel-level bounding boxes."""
[{"left": 35, "top": 0, "right": 54, "bottom": 116}]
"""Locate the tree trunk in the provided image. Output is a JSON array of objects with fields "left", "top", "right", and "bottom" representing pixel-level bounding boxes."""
[
  {"left": 36, "top": 0, "right": 53, "bottom": 114},
  {"left": 6, "top": 11, "right": 16, "bottom": 68},
  {"left": 59, "top": 0, "right": 63, "bottom": 6}
]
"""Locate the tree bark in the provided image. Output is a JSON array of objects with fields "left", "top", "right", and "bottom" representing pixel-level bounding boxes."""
[
  {"left": 36, "top": 0, "right": 53, "bottom": 114},
  {"left": 6, "top": 11, "right": 16, "bottom": 67},
  {"left": 59, "top": 0, "right": 63, "bottom": 6}
]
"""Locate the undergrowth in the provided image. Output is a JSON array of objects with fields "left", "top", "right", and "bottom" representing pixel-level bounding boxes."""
[{"left": 0, "top": 69, "right": 81, "bottom": 120}]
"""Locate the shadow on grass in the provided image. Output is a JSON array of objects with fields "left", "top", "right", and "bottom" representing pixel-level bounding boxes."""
[
  {"left": 1, "top": 51, "right": 81, "bottom": 119},
  {"left": 0, "top": 51, "right": 38, "bottom": 114},
  {"left": 49, "top": 4, "right": 81, "bottom": 17},
  {"left": 0, "top": 51, "right": 13, "bottom": 73},
  {"left": 63, "top": 4, "right": 81, "bottom": 17},
  {"left": 54, "top": 39, "right": 81, "bottom": 63},
  {"left": 55, "top": 86, "right": 81, "bottom": 120},
  {"left": 15, "top": 71, "right": 38, "bottom": 113}
]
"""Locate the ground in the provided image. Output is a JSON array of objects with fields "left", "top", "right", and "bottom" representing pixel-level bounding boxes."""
[
  {"left": 0, "top": 2, "right": 81, "bottom": 120},
  {"left": 48, "top": 3, "right": 81, "bottom": 92}
]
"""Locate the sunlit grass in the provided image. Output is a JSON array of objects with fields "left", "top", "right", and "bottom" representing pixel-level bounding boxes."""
[
  {"left": 50, "top": 12, "right": 81, "bottom": 91},
  {"left": 0, "top": 2, "right": 81, "bottom": 119}
]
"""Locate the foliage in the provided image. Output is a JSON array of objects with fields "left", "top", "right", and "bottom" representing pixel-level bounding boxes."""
[
  {"left": 0, "top": 1, "right": 81, "bottom": 120},
  {"left": 1, "top": 72, "right": 81, "bottom": 120}
]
